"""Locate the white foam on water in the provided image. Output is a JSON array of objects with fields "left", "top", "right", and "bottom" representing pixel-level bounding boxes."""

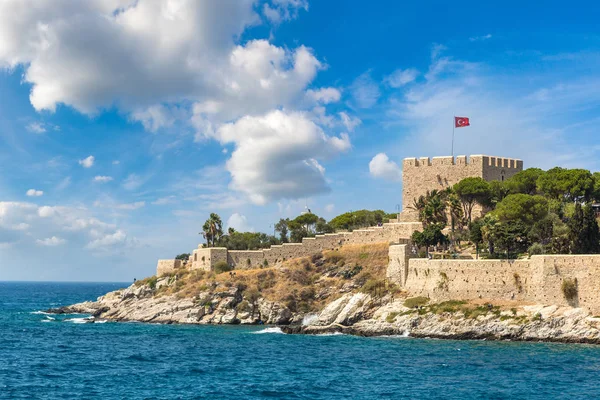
[
  {"left": 379, "top": 331, "right": 411, "bottom": 338},
  {"left": 315, "top": 332, "right": 345, "bottom": 336},
  {"left": 301, "top": 314, "right": 319, "bottom": 326},
  {"left": 64, "top": 317, "right": 92, "bottom": 324},
  {"left": 30, "top": 311, "right": 51, "bottom": 315},
  {"left": 41, "top": 320, "right": 52, "bottom": 323},
  {"left": 45, "top": 316, "right": 55, "bottom": 321},
  {"left": 95, "top": 320, "right": 107, "bottom": 324},
  {"left": 252, "top": 327, "right": 284, "bottom": 334}
]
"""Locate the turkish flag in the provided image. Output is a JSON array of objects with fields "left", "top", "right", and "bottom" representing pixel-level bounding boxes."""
[{"left": 455, "top": 116, "right": 470, "bottom": 128}]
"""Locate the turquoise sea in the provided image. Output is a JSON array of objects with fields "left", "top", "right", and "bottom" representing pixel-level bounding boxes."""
[{"left": 2, "top": 282, "right": 600, "bottom": 399}]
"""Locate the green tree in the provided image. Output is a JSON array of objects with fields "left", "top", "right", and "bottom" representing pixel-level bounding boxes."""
[
  {"left": 274, "top": 218, "right": 289, "bottom": 243},
  {"left": 411, "top": 224, "right": 449, "bottom": 257},
  {"left": 490, "top": 220, "right": 529, "bottom": 257},
  {"left": 488, "top": 180, "right": 509, "bottom": 206},
  {"left": 593, "top": 172, "right": 600, "bottom": 201},
  {"left": 504, "top": 168, "right": 545, "bottom": 195},
  {"left": 453, "top": 177, "right": 491, "bottom": 223},
  {"left": 569, "top": 203, "right": 600, "bottom": 254},
  {"left": 412, "top": 190, "right": 449, "bottom": 227},
  {"left": 468, "top": 219, "right": 484, "bottom": 258},
  {"left": 175, "top": 253, "right": 190, "bottom": 260},
  {"left": 328, "top": 209, "right": 391, "bottom": 231},
  {"left": 201, "top": 213, "right": 223, "bottom": 247},
  {"left": 493, "top": 194, "right": 548, "bottom": 226},
  {"left": 537, "top": 167, "right": 594, "bottom": 202}
]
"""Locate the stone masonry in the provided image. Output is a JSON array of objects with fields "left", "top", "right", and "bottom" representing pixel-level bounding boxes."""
[
  {"left": 388, "top": 244, "right": 600, "bottom": 315},
  {"left": 399, "top": 155, "right": 523, "bottom": 221}
]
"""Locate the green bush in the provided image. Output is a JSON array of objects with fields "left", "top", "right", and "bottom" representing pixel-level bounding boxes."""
[
  {"left": 528, "top": 243, "right": 544, "bottom": 256},
  {"left": 214, "top": 261, "right": 233, "bottom": 274},
  {"left": 403, "top": 296, "right": 429, "bottom": 308},
  {"left": 361, "top": 279, "right": 385, "bottom": 296},
  {"left": 147, "top": 276, "right": 157, "bottom": 290},
  {"left": 561, "top": 278, "right": 578, "bottom": 300}
]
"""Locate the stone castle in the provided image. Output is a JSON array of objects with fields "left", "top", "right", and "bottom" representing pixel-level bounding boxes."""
[
  {"left": 156, "top": 154, "right": 523, "bottom": 276},
  {"left": 155, "top": 153, "right": 600, "bottom": 314}
]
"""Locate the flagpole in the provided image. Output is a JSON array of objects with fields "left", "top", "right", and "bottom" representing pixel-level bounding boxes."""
[{"left": 451, "top": 115, "right": 455, "bottom": 158}]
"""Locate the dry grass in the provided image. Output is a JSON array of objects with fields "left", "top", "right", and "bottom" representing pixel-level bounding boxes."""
[{"left": 147, "top": 242, "right": 392, "bottom": 313}]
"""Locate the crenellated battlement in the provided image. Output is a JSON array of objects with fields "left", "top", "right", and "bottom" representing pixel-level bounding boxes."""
[
  {"left": 400, "top": 154, "right": 524, "bottom": 221},
  {"left": 403, "top": 155, "right": 522, "bottom": 169}
]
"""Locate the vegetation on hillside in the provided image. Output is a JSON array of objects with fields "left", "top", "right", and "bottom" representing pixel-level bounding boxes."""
[
  {"left": 153, "top": 243, "right": 396, "bottom": 313},
  {"left": 411, "top": 167, "right": 600, "bottom": 258},
  {"left": 196, "top": 209, "right": 396, "bottom": 250}
]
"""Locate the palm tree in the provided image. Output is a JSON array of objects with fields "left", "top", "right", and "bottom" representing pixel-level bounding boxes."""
[{"left": 201, "top": 213, "right": 223, "bottom": 247}]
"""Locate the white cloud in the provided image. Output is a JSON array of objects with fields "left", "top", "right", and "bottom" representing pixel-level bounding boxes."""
[
  {"left": 26, "top": 189, "right": 44, "bottom": 197},
  {"left": 78, "top": 156, "right": 95, "bottom": 168},
  {"left": 94, "top": 200, "right": 145, "bottom": 210},
  {"left": 112, "top": 160, "right": 120, "bottom": 165},
  {"left": 0, "top": 1, "right": 325, "bottom": 135},
  {"left": 469, "top": 34, "right": 492, "bottom": 42},
  {"left": 26, "top": 122, "right": 46, "bottom": 134},
  {"left": 93, "top": 176, "right": 113, "bottom": 183},
  {"left": 338, "top": 112, "right": 361, "bottom": 132},
  {"left": 56, "top": 176, "right": 71, "bottom": 191},
  {"left": 122, "top": 174, "right": 144, "bottom": 191},
  {"left": 306, "top": 87, "right": 341, "bottom": 104},
  {"left": 350, "top": 71, "right": 380, "bottom": 109},
  {"left": 226, "top": 213, "right": 254, "bottom": 232},
  {"left": 216, "top": 110, "right": 351, "bottom": 204},
  {"left": 151, "top": 196, "right": 176, "bottom": 205},
  {"left": 325, "top": 203, "right": 335, "bottom": 213},
  {"left": 36, "top": 236, "right": 66, "bottom": 246},
  {"left": 86, "top": 230, "right": 127, "bottom": 250},
  {"left": 263, "top": 0, "right": 308, "bottom": 24},
  {"left": 386, "top": 53, "right": 600, "bottom": 170},
  {"left": 0, "top": 201, "right": 132, "bottom": 252},
  {"left": 369, "top": 153, "right": 402, "bottom": 182},
  {"left": 385, "top": 68, "right": 419, "bottom": 88}
]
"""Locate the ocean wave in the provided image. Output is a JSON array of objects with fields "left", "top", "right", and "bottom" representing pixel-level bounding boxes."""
[
  {"left": 315, "top": 332, "right": 345, "bottom": 336},
  {"left": 64, "top": 317, "right": 93, "bottom": 324},
  {"left": 252, "top": 327, "right": 284, "bottom": 334},
  {"left": 30, "top": 311, "right": 51, "bottom": 315},
  {"left": 301, "top": 314, "right": 319, "bottom": 326},
  {"left": 45, "top": 316, "right": 55, "bottom": 321}
]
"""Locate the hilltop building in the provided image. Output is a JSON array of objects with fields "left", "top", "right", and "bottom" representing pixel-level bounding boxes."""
[{"left": 157, "top": 154, "right": 522, "bottom": 275}]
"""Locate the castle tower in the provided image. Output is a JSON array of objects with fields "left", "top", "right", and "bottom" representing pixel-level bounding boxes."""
[{"left": 399, "top": 155, "right": 523, "bottom": 222}]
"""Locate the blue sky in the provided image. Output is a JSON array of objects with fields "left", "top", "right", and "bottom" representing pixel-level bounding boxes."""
[{"left": 1, "top": 0, "right": 600, "bottom": 281}]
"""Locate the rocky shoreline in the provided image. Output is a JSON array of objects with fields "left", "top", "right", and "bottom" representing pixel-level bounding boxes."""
[{"left": 46, "top": 277, "right": 600, "bottom": 345}]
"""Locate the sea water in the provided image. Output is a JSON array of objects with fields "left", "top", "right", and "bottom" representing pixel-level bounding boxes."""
[{"left": 2, "top": 282, "right": 600, "bottom": 399}]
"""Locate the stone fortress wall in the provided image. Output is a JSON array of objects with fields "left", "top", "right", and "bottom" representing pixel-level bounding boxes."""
[
  {"left": 399, "top": 155, "right": 523, "bottom": 221},
  {"left": 156, "top": 222, "right": 422, "bottom": 275},
  {"left": 388, "top": 244, "right": 600, "bottom": 315}
]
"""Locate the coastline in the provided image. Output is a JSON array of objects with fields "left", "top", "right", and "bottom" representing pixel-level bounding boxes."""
[{"left": 48, "top": 279, "right": 600, "bottom": 345}]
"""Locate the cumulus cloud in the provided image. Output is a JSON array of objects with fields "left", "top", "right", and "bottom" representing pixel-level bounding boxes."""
[
  {"left": 93, "top": 176, "right": 113, "bottom": 183},
  {"left": 306, "top": 87, "right": 341, "bottom": 104},
  {"left": 36, "top": 236, "right": 66, "bottom": 246},
  {"left": 369, "top": 153, "right": 402, "bottom": 181},
  {"left": 0, "top": 201, "right": 132, "bottom": 252},
  {"left": 86, "top": 230, "right": 127, "bottom": 250},
  {"left": 216, "top": 110, "right": 351, "bottom": 204},
  {"left": 0, "top": 1, "right": 324, "bottom": 132},
  {"left": 226, "top": 213, "right": 254, "bottom": 232},
  {"left": 385, "top": 68, "right": 419, "bottom": 87},
  {"left": 79, "top": 156, "right": 95, "bottom": 168},
  {"left": 26, "top": 189, "right": 44, "bottom": 197}
]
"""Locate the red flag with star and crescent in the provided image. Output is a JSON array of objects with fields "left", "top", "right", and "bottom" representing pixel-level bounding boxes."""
[{"left": 455, "top": 116, "right": 470, "bottom": 128}]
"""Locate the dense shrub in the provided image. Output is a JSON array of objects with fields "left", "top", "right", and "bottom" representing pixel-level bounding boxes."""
[
  {"left": 214, "top": 261, "right": 233, "bottom": 274},
  {"left": 404, "top": 296, "right": 429, "bottom": 308},
  {"left": 562, "top": 278, "right": 578, "bottom": 300}
]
